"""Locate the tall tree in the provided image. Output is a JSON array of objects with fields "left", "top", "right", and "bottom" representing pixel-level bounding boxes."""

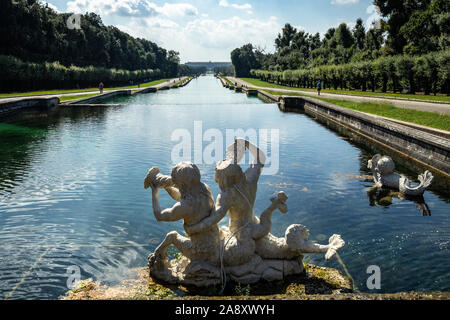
[
  {"left": 231, "top": 44, "right": 261, "bottom": 77},
  {"left": 309, "top": 33, "right": 321, "bottom": 51},
  {"left": 400, "top": 0, "right": 450, "bottom": 54},
  {"left": 275, "top": 24, "right": 297, "bottom": 50},
  {"left": 365, "top": 26, "right": 384, "bottom": 52},
  {"left": 334, "top": 23, "right": 355, "bottom": 49},
  {"left": 353, "top": 18, "right": 366, "bottom": 51},
  {"left": 374, "top": 0, "right": 432, "bottom": 54}
]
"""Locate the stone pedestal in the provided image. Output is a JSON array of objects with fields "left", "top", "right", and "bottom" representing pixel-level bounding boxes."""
[{"left": 148, "top": 253, "right": 304, "bottom": 287}]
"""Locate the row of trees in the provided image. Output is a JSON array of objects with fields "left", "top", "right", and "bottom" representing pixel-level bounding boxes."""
[
  {"left": 179, "top": 65, "right": 207, "bottom": 76},
  {"left": 251, "top": 50, "right": 450, "bottom": 95},
  {"left": 230, "top": 18, "right": 387, "bottom": 77},
  {"left": 231, "top": 0, "right": 449, "bottom": 94},
  {"left": 231, "top": 44, "right": 263, "bottom": 77},
  {"left": 0, "top": 0, "right": 181, "bottom": 91},
  {"left": 0, "top": 55, "right": 161, "bottom": 92},
  {"left": 213, "top": 65, "right": 235, "bottom": 76}
]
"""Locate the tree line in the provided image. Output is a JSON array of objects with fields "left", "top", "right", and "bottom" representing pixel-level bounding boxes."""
[
  {"left": 0, "top": 0, "right": 181, "bottom": 92},
  {"left": 213, "top": 65, "right": 235, "bottom": 76},
  {"left": 251, "top": 51, "right": 449, "bottom": 95},
  {"left": 0, "top": 55, "right": 162, "bottom": 92},
  {"left": 179, "top": 65, "right": 208, "bottom": 76},
  {"left": 231, "top": 0, "right": 449, "bottom": 94}
]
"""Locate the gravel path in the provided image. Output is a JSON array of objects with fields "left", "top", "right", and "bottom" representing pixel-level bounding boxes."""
[{"left": 228, "top": 77, "right": 450, "bottom": 115}]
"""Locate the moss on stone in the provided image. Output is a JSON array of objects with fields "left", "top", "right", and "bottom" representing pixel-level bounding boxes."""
[
  {"left": 379, "top": 196, "right": 393, "bottom": 206},
  {"left": 63, "top": 264, "right": 352, "bottom": 300},
  {"left": 62, "top": 264, "right": 449, "bottom": 300}
]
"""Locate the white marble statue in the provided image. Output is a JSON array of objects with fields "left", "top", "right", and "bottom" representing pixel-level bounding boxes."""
[
  {"left": 367, "top": 154, "right": 433, "bottom": 196},
  {"left": 145, "top": 163, "right": 222, "bottom": 285},
  {"left": 145, "top": 139, "right": 345, "bottom": 286}
]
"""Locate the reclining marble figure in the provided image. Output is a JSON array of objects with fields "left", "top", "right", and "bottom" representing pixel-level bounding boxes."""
[
  {"left": 145, "top": 139, "right": 345, "bottom": 286},
  {"left": 368, "top": 154, "right": 433, "bottom": 196}
]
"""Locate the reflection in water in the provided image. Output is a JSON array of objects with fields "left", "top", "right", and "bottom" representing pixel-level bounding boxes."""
[
  {"left": 367, "top": 185, "right": 431, "bottom": 216},
  {"left": 308, "top": 112, "right": 450, "bottom": 202},
  {"left": 307, "top": 111, "right": 437, "bottom": 216}
]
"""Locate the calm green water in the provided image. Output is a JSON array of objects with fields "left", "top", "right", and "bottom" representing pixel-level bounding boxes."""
[{"left": 0, "top": 75, "right": 449, "bottom": 299}]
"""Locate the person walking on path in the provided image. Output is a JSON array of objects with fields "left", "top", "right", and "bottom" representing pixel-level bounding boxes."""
[
  {"left": 317, "top": 80, "right": 322, "bottom": 96},
  {"left": 99, "top": 82, "right": 104, "bottom": 94}
]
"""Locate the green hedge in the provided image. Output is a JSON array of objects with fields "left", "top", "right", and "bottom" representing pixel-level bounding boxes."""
[
  {"left": 0, "top": 55, "right": 161, "bottom": 92},
  {"left": 250, "top": 51, "right": 449, "bottom": 95}
]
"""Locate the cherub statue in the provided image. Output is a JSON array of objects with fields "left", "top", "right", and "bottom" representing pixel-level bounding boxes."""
[
  {"left": 367, "top": 154, "right": 433, "bottom": 196},
  {"left": 184, "top": 139, "right": 290, "bottom": 267},
  {"left": 145, "top": 140, "right": 346, "bottom": 286},
  {"left": 145, "top": 162, "right": 222, "bottom": 284},
  {"left": 185, "top": 139, "right": 345, "bottom": 266},
  {"left": 255, "top": 224, "right": 345, "bottom": 260}
]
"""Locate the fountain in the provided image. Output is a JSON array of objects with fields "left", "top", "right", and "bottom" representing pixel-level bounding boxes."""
[{"left": 145, "top": 139, "right": 345, "bottom": 287}]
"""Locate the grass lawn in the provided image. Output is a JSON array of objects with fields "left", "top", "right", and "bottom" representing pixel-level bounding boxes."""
[
  {"left": 241, "top": 78, "right": 450, "bottom": 104},
  {"left": 223, "top": 77, "right": 235, "bottom": 86},
  {"left": 107, "top": 78, "right": 170, "bottom": 90},
  {"left": 172, "top": 76, "right": 192, "bottom": 86},
  {"left": 262, "top": 89, "right": 450, "bottom": 131},
  {"left": 0, "top": 78, "right": 171, "bottom": 98}
]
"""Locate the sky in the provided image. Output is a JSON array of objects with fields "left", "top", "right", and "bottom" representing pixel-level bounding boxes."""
[{"left": 41, "top": 0, "right": 381, "bottom": 63}]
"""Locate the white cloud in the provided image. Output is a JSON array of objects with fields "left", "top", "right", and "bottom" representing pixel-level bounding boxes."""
[
  {"left": 219, "top": 0, "right": 252, "bottom": 12},
  {"left": 67, "top": 0, "right": 198, "bottom": 18},
  {"left": 331, "top": 0, "right": 359, "bottom": 4},
  {"left": 365, "top": 4, "right": 382, "bottom": 29},
  {"left": 119, "top": 15, "right": 281, "bottom": 62},
  {"left": 67, "top": 0, "right": 153, "bottom": 16},
  {"left": 184, "top": 16, "right": 279, "bottom": 51},
  {"left": 144, "top": 17, "right": 180, "bottom": 29},
  {"left": 158, "top": 3, "right": 198, "bottom": 17},
  {"left": 66, "top": 0, "right": 278, "bottom": 61},
  {"left": 40, "top": 1, "right": 59, "bottom": 12},
  {"left": 232, "top": 3, "right": 251, "bottom": 10},
  {"left": 345, "top": 21, "right": 356, "bottom": 30}
]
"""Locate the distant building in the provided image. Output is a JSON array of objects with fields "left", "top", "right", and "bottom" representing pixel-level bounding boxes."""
[{"left": 185, "top": 61, "right": 232, "bottom": 71}]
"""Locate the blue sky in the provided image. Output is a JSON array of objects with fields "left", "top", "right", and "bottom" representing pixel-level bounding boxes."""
[{"left": 42, "top": 0, "right": 380, "bottom": 62}]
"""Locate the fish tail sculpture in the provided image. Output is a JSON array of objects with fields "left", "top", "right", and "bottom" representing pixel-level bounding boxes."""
[
  {"left": 368, "top": 154, "right": 434, "bottom": 196},
  {"left": 399, "top": 170, "right": 434, "bottom": 196}
]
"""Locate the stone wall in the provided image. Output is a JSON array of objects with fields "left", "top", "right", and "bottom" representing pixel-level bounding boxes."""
[
  {"left": 243, "top": 88, "right": 258, "bottom": 96},
  {"left": 177, "top": 77, "right": 193, "bottom": 87},
  {"left": 257, "top": 91, "right": 279, "bottom": 103},
  {"left": 0, "top": 97, "right": 60, "bottom": 117},
  {"left": 132, "top": 87, "right": 157, "bottom": 95},
  {"left": 69, "top": 90, "right": 131, "bottom": 104}
]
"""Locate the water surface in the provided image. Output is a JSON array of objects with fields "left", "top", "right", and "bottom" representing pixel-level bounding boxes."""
[{"left": 0, "top": 75, "right": 449, "bottom": 299}]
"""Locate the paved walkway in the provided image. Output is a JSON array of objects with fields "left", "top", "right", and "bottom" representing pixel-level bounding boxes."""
[
  {"left": 0, "top": 77, "right": 186, "bottom": 103},
  {"left": 228, "top": 77, "right": 450, "bottom": 115}
]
